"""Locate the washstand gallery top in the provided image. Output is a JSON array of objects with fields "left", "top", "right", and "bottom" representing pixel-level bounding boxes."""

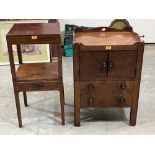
[{"left": 74, "top": 28, "right": 142, "bottom": 46}]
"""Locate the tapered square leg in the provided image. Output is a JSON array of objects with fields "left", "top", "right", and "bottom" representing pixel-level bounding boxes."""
[
  {"left": 130, "top": 107, "right": 138, "bottom": 126},
  {"left": 14, "top": 91, "right": 22, "bottom": 128},
  {"left": 60, "top": 86, "right": 65, "bottom": 125},
  {"left": 74, "top": 107, "right": 80, "bottom": 127},
  {"left": 74, "top": 81, "right": 80, "bottom": 127},
  {"left": 23, "top": 91, "right": 28, "bottom": 107},
  {"left": 130, "top": 80, "right": 140, "bottom": 126}
]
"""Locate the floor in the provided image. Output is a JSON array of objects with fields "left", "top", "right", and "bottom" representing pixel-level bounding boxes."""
[{"left": 0, "top": 44, "right": 155, "bottom": 135}]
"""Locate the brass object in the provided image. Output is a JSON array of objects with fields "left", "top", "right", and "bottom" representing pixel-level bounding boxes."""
[
  {"left": 32, "top": 82, "right": 44, "bottom": 89},
  {"left": 87, "top": 83, "right": 94, "bottom": 91}
]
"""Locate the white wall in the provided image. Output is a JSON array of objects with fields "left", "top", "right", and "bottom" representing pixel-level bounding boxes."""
[{"left": 59, "top": 19, "right": 155, "bottom": 43}]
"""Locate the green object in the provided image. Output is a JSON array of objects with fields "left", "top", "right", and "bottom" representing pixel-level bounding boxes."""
[{"left": 64, "top": 45, "right": 73, "bottom": 57}]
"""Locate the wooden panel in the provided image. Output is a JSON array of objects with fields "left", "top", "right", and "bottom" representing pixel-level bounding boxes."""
[
  {"left": 80, "top": 93, "right": 132, "bottom": 108},
  {"left": 74, "top": 81, "right": 81, "bottom": 126},
  {"left": 135, "top": 42, "right": 144, "bottom": 79},
  {"left": 7, "top": 23, "right": 60, "bottom": 36},
  {"left": 108, "top": 51, "right": 137, "bottom": 78},
  {"left": 16, "top": 81, "right": 60, "bottom": 92},
  {"left": 7, "top": 35, "right": 60, "bottom": 44},
  {"left": 80, "top": 51, "right": 107, "bottom": 80},
  {"left": 130, "top": 80, "right": 141, "bottom": 126},
  {"left": 80, "top": 80, "right": 134, "bottom": 94},
  {"left": 79, "top": 44, "right": 138, "bottom": 51},
  {"left": 73, "top": 44, "right": 80, "bottom": 81},
  {"left": 16, "top": 62, "right": 59, "bottom": 81}
]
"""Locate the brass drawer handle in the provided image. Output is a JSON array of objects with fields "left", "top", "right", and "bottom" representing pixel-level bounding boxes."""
[
  {"left": 120, "top": 83, "right": 126, "bottom": 90},
  {"left": 118, "top": 96, "right": 126, "bottom": 104},
  {"left": 88, "top": 97, "right": 94, "bottom": 104},
  {"left": 32, "top": 82, "right": 44, "bottom": 89},
  {"left": 108, "top": 62, "right": 113, "bottom": 70},
  {"left": 31, "top": 36, "right": 38, "bottom": 40},
  {"left": 87, "top": 83, "right": 94, "bottom": 91},
  {"left": 101, "top": 62, "right": 107, "bottom": 69}
]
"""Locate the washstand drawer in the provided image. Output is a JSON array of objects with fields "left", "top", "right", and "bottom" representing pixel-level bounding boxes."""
[
  {"left": 10, "top": 35, "right": 60, "bottom": 44},
  {"left": 80, "top": 93, "right": 132, "bottom": 108},
  {"left": 16, "top": 81, "right": 59, "bottom": 92},
  {"left": 80, "top": 81, "right": 134, "bottom": 93}
]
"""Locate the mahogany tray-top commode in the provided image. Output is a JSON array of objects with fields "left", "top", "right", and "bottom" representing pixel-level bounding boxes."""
[{"left": 73, "top": 27, "right": 144, "bottom": 126}]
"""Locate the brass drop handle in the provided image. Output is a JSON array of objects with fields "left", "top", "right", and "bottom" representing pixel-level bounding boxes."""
[
  {"left": 108, "top": 62, "right": 113, "bottom": 70},
  {"left": 118, "top": 97, "right": 125, "bottom": 104},
  {"left": 87, "top": 83, "right": 94, "bottom": 91},
  {"left": 120, "top": 83, "right": 126, "bottom": 90},
  {"left": 88, "top": 97, "right": 94, "bottom": 104},
  {"left": 101, "top": 62, "right": 107, "bottom": 69},
  {"left": 32, "top": 82, "right": 44, "bottom": 89}
]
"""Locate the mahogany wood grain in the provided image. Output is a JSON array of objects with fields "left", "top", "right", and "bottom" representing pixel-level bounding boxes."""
[
  {"left": 16, "top": 81, "right": 60, "bottom": 92},
  {"left": 73, "top": 27, "right": 144, "bottom": 126},
  {"left": 80, "top": 93, "right": 132, "bottom": 108},
  {"left": 80, "top": 81, "right": 134, "bottom": 94},
  {"left": 74, "top": 81, "right": 81, "bottom": 127},
  {"left": 6, "top": 23, "right": 65, "bottom": 127},
  {"left": 16, "top": 44, "right": 28, "bottom": 106},
  {"left": 73, "top": 43, "right": 80, "bottom": 81},
  {"left": 7, "top": 23, "right": 60, "bottom": 36},
  {"left": 108, "top": 50, "right": 137, "bottom": 78},
  {"left": 16, "top": 63, "right": 59, "bottom": 81},
  {"left": 80, "top": 51, "right": 107, "bottom": 80},
  {"left": 130, "top": 80, "right": 141, "bottom": 126}
]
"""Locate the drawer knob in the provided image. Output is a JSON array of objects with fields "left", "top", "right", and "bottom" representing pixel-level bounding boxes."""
[
  {"left": 118, "top": 97, "right": 126, "bottom": 104},
  {"left": 101, "top": 62, "right": 107, "bottom": 69},
  {"left": 108, "top": 62, "right": 113, "bottom": 70},
  {"left": 87, "top": 83, "right": 94, "bottom": 91},
  {"left": 88, "top": 97, "right": 94, "bottom": 104},
  {"left": 32, "top": 82, "right": 44, "bottom": 89},
  {"left": 120, "top": 83, "right": 126, "bottom": 90}
]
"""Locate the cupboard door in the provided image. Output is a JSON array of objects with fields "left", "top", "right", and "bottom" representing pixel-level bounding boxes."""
[
  {"left": 108, "top": 51, "right": 137, "bottom": 78},
  {"left": 80, "top": 51, "right": 107, "bottom": 80}
]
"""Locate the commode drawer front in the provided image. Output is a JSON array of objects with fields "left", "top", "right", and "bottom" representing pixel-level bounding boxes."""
[
  {"left": 80, "top": 81, "right": 134, "bottom": 94},
  {"left": 80, "top": 93, "right": 132, "bottom": 108},
  {"left": 80, "top": 51, "right": 107, "bottom": 80}
]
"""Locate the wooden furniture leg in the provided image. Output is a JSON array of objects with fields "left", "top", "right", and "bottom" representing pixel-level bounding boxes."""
[
  {"left": 17, "top": 44, "right": 22, "bottom": 64},
  {"left": 17, "top": 44, "right": 28, "bottom": 107},
  {"left": 130, "top": 80, "right": 140, "bottom": 126},
  {"left": 14, "top": 90, "right": 22, "bottom": 127},
  {"left": 130, "top": 107, "right": 138, "bottom": 126},
  {"left": 49, "top": 44, "right": 53, "bottom": 62},
  {"left": 7, "top": 43, "right": 22, "bottom": 127},
  {"left": 74, "top": 81, "right": 80, "bottom": 127},
  {"left": 23, "top": 91, "right": 28, "bottom": 107},
  {"left": 60, "top": 83, "right": 65, "bottom": 125}
]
